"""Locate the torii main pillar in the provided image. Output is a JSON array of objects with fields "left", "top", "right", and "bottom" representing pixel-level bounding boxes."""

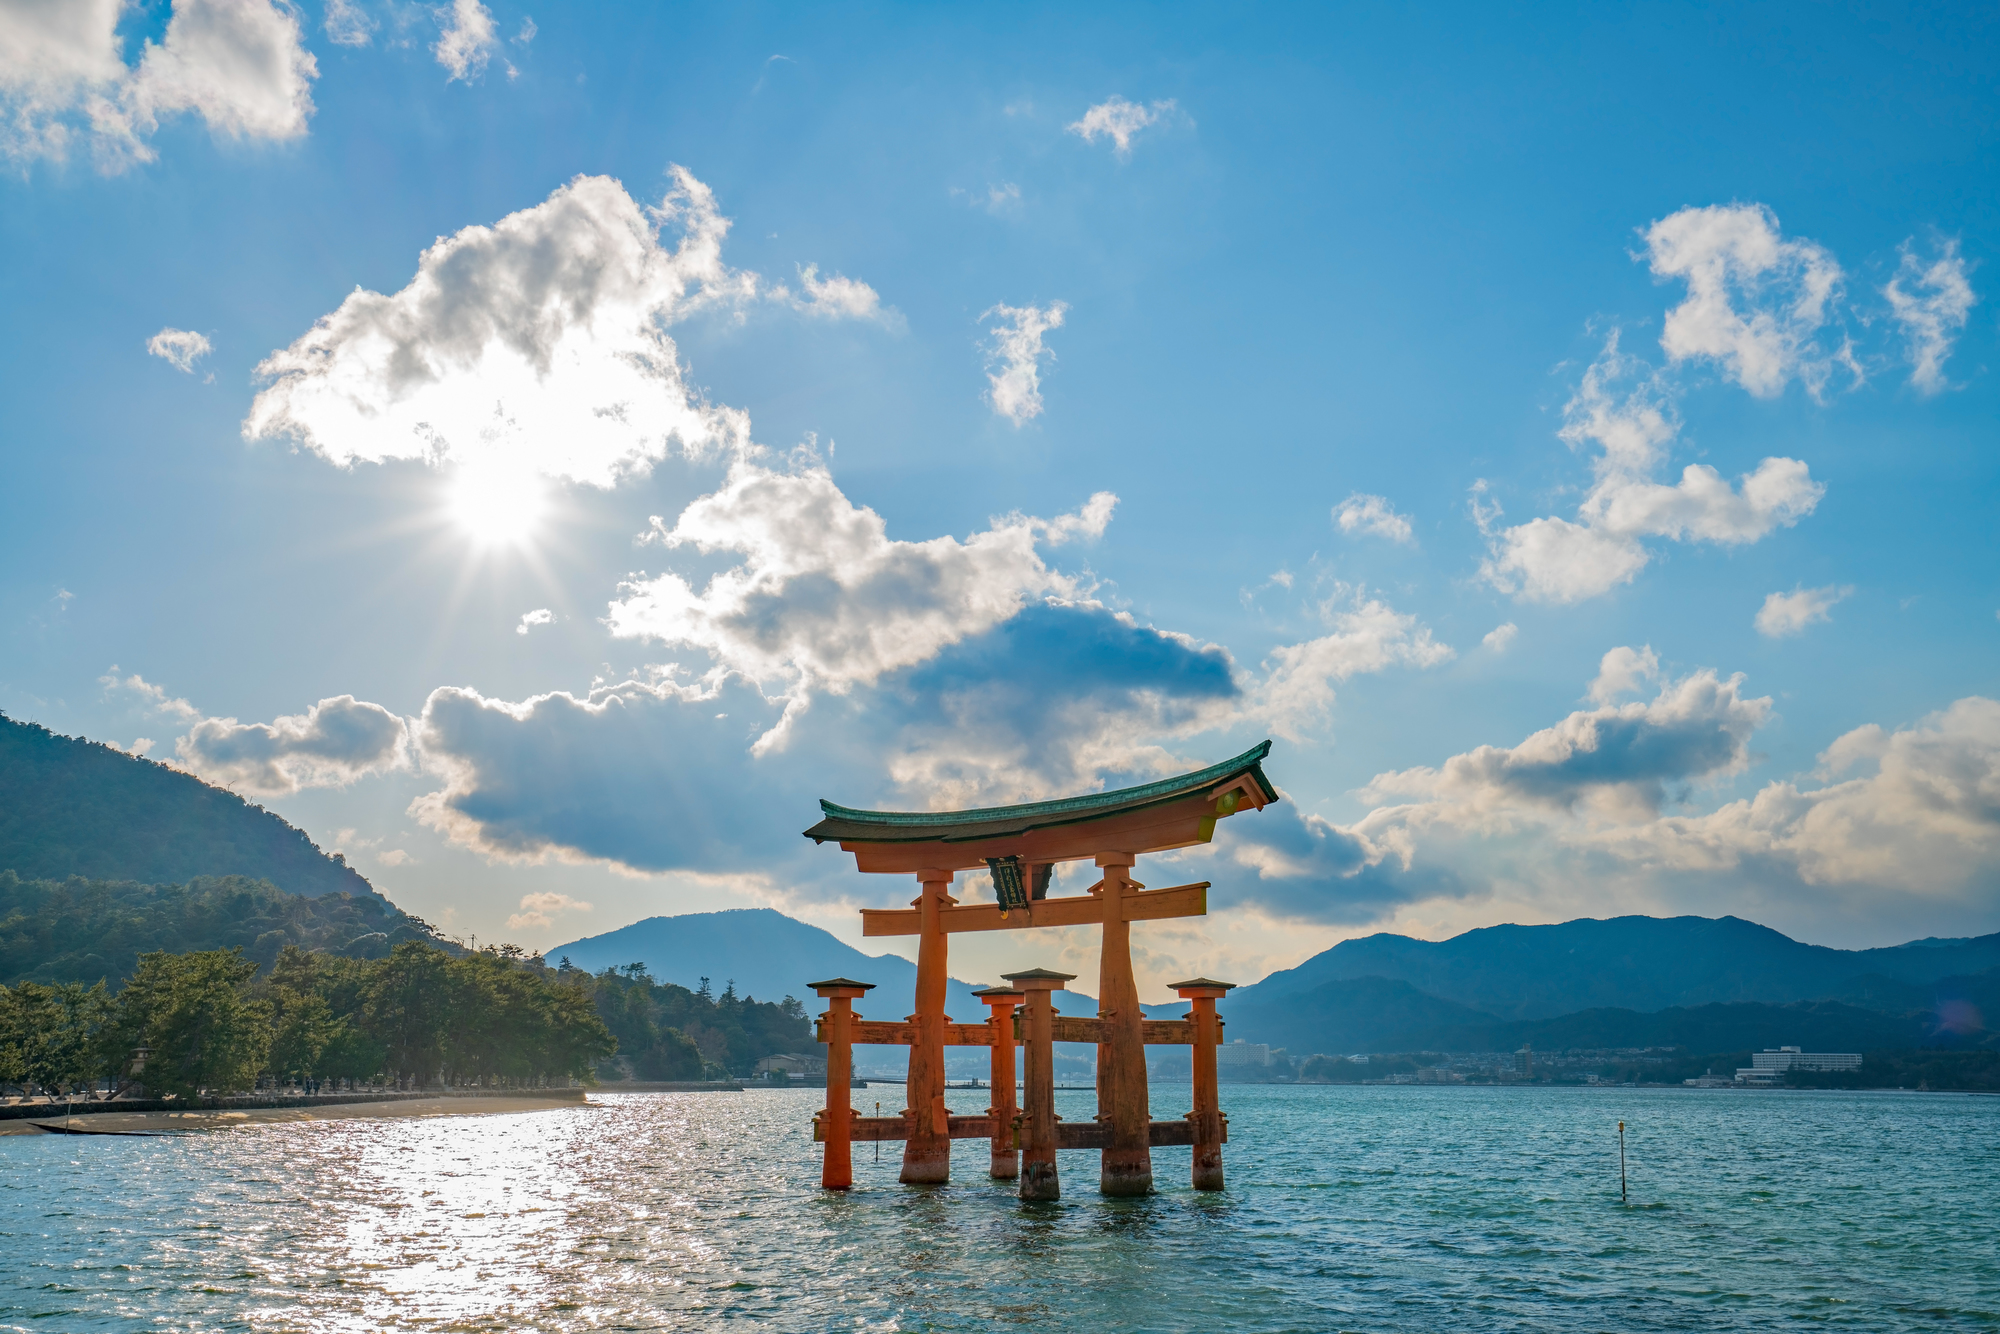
[
  {"left": 900, "top": 868, "right": 955, "bottom": 1184},
  {"left": 1094, "top": 851, "right": 1152, "bottom": 1195}
]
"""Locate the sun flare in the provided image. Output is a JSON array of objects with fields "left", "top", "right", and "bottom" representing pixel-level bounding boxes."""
[{"left": 448, "top": 466, "right": 547, "bottom": 547}]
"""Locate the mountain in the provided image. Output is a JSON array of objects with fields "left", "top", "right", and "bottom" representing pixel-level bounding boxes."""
[
  {"left": 0, "top": 713, "right": 379, "bottom": 899},
  {"left": 1227, "top": 975, "right": 1974, "bottom": 1055},
  {"left": 551, "top": 908, "right": 1106, "bottom": 1023},
  {"left": 1224, "top": 975, "right": 1500, "bottom": 1053},
  {"left": 1232, "top": 914, "right": 2000, "bottom": 1022},
  {"left": 0, "top": 870, "right": 445, "bottom": 987}
]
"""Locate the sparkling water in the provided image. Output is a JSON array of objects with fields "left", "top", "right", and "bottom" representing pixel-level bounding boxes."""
[{"left": 3, "top": 1085, "right": 1994, "bottom": 1331}]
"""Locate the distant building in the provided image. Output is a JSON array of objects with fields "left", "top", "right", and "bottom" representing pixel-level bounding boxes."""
[
  {"left": 1216, "top": 1039, "right": 1271, "bottom": 1068},
  {"left": 754, "top": 1053, "right": 827, "bottom": 1077},
  {"left": 1416, "top": 1066, "right": 1463, "bottom": 1083},
  {"left": 1734, "top": 1046, "right": 1861, "bottom": 1085},
  {"left": 1513, "top": 1045, "right": 1534, "bottom": 1079}
]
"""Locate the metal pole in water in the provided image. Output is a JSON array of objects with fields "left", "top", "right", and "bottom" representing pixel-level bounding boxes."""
[
  {"left": 1618, "top": 1120, "right": 1627, "bottom": 1204},
  {"left": 874, "top": 1102, "right": 880, "bottom": 1163}
]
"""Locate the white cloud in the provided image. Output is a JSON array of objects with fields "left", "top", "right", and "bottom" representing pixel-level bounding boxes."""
[
  {"left": 377, "top": 848, "right": 412, "bottom": 866},
  {"left": 1885, "top": 239, "right": 1976, "bottom": 395},
  {"left": 1478, "top": 332, "right": 1824, "bottom": 604},
  {"left": 0, "top": 0, "right": 317, "bottom": 171},
  {"left": 977, "top": 182, "right": 1021, "bottom": 213},
  {"left": 606, "top": 459, "right": 1114, "bottom": 751},
  {"left": 514, "top": 17, "right": 536, "bottom": 45},
  {"left": 1645, "top": 203, "right": 1849, "bottom": 399},
  {"left": 177, "top": 694, "right": 412, "bottom": 795},
  {"left": 1362, "top": 665, "right": 1770, "bottom": 827},
  {"left": 409, "top": 676, "right": 784, "bottom": 871},
  {"left": 1333, "top": 493, "right": 1414, "bottom": 543},
  {"left": 1067, "top": 96, "right": 1178, "bottom": 156},
  {"left": 434, "top": 0, "right": 498, "bottom": 82},
  {"left": 506, "top": 890, "right": 590, "bottom": 931},
  {"left": 1481, "top": 623, "right": 1517, "bottom": 653},
  {"left": 1587, "top": 644, "right": 1659, "bottom": 704},
  {"left": 323, "top": 0, "right": 373, "bottom": 46},
  {"left": 1478, "top": 514, "right": 1649, "bottom": 604},
  {"left": 1253, "top": 591, "right": 1453, "bottom": 742},
  {"left": 516, "top": 607, "right": 554, "bottom": 635},
  {"left": 244, "top": 170, "right": 761, "bottom": 488},
  {"left": 981, "top": 301, "right": 1066, "bottom": 424},
  {"left": 101, "top": 668, "right": 202, "bottom": 721},
  {"left": 1755, "top": 584, "right": 1852, "bottom": 638},
  {"left": 244, "top": 169, "right": 886, "bottom": 489},
  {"left": 788, "top": 263, "right": 894, "bottom": 325},
  {"left": 1592, "top": 697, "right": 2000, "bottom": 903},
  {"left": 146, "top": 327, "right": 212, "bottom": 372},
  {"left": 1277, "top": 661, "right": 2000, "bottom": 938}
]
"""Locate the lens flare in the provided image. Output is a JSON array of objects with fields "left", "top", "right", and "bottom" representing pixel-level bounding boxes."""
[{"left": 448, "top": 466, "right": 547, "bottom": 547}]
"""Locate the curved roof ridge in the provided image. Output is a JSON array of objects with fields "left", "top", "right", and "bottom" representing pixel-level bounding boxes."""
[{"left": 806, "top": 740, "right": 1274, "bottom": 844}]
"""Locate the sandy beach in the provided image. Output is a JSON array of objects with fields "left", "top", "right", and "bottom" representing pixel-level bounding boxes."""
[{"left": 0, "top": 1091, "right": 589, "bottom": 1136}]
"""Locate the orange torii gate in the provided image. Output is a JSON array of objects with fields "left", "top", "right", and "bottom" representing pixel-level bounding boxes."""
[{"left": 804, "top": 740, "right": 1276, "bottom": 1198}]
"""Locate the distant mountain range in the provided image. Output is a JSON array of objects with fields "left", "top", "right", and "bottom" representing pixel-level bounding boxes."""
[
  {"left": 559, "top": 908, "right": 2000, "bottom": 1057},
  {"left": 1223, "top": 916, "right": 2000, "bottom": 1054},
  {"left": 0, "top": 713, "right": 378, "bottom": 900},
  {"left": 551, "top": 908, "right": 1108, "bottom": 1022},
  {"left": 1231, "top": 914, "right": 2000, "bottom": 1020}
]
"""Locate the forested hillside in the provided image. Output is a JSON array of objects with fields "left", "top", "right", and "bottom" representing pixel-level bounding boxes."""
[
  {"left": 0, "top": 872, "right": 445, "bottom": 988},
  {"left": 0, "top": 713, "right": 376, "bottom": 898},
  {"left": 581, "top": 964, "right": 814, "bottom": 1079}
]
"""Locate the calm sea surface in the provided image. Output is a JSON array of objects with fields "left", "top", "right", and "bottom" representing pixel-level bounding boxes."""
[{"left": 3, "top": 1085, "right": 1995, "bottom": 1332}]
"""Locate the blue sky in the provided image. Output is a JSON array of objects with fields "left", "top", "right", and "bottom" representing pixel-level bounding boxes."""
[{"left": 3, "top": 1, "right": 1995, "bottom": 994}]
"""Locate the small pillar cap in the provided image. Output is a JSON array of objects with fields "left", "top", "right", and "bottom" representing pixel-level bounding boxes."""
[
  {"left": 972, "top": 985, "right": 1025, "bottom": 1000},
  {"left": 808, "top": 977, "right": 876, "bottom": 996},
  {"left": 1169, "top": 977, "right": 1237, "bottom": 995},
  {"left": 1000, "top": 967, "right": 1076, "bottom": 992}
]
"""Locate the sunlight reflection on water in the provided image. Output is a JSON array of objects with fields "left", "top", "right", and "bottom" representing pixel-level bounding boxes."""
[{"left": 3, "top": 1086, "right": 1996, "bottom": 1332}]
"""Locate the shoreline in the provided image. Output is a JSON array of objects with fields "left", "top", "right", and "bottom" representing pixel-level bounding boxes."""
[{"left": 0, "top": 1091, "right": 587, "bottom": 1136}]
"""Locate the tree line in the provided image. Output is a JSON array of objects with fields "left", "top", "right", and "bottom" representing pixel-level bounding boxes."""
[
  {"left": 2, "top": 943, "right": 820, "bottom": 1099},
  {"left": 0, "top": 942, "right": 613, "bottom": 1098},
  {"left": 576, "top": 961, "right": 813, "bottom": 1080}
]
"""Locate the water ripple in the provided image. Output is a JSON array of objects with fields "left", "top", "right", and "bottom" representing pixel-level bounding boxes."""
[{"left": 1, "top": 1086, "right": 1994, "bottom": 1331}]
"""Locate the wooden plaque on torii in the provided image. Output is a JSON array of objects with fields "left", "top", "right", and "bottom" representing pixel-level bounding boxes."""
[{"left": 803, "top": 740, "right": 1275, "bottom": 1198}]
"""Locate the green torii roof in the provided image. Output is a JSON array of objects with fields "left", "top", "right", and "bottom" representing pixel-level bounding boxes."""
[{"left": 803, "top": 740, "right": 1277, "bottom": 846}]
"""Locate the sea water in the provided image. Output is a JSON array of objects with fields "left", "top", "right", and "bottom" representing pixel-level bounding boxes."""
[{"left": 2, "top": 1085, "right": 1994, "bottom": 1332}]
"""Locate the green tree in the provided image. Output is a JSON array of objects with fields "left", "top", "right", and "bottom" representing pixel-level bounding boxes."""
[
  {"left": 364, "top": 942, "right": 452, "bottom": 1085},
  {"left": 0, "top": 980, "right": 108, "bottom": 1094},
  {"left": 265, "top": 985, "right": 341, "bottom": 1084},
  {"left": 116, "top": 950, "right": 271, "bottom": 1097}
]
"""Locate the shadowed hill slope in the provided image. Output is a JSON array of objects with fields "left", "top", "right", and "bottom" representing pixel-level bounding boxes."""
[
  {"left": 0, "top": 712, "right": 378, "bottom": 899},
  {"left": 0, "top": 870, "right": 446, "bottom": 987}
]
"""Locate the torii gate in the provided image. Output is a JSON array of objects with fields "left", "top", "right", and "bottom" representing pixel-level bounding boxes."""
[{"left": 804, "top": 740, "right": 1277, "bottom": 1198}]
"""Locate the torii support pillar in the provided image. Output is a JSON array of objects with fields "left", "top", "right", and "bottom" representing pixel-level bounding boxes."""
[
  {"left": 1005, "top": 967, "right": 1074, "bottom": 1202},
  {"left": 975, "top": 986, "right": 1023, "bottom": 1179},
  {"left": 901, "top": 870, "right": 955, "bottom": 1184},
  {"left": 810, "top": 977, "right": 875, "bottom": 1190},
  {"left": 1096, "top": 853, "right": 1153, "bottom": 1196},
  {"left": 1172, "top": 977, "right": 1236, "bottom": 1191}
]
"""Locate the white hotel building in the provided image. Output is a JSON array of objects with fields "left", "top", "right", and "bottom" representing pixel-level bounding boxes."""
[{"left": 1735, "top": 1046, "right": 1863, "bottom": 1085}]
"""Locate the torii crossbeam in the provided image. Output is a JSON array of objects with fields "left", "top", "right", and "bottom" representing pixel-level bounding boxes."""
[{"left": 803, "top": 740, "right": 1277, "bottom": 1198}]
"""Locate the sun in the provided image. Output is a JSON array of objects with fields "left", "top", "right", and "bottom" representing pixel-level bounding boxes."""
[{"left": 447, "top": 465, "right": 547, "bottom": 548}]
